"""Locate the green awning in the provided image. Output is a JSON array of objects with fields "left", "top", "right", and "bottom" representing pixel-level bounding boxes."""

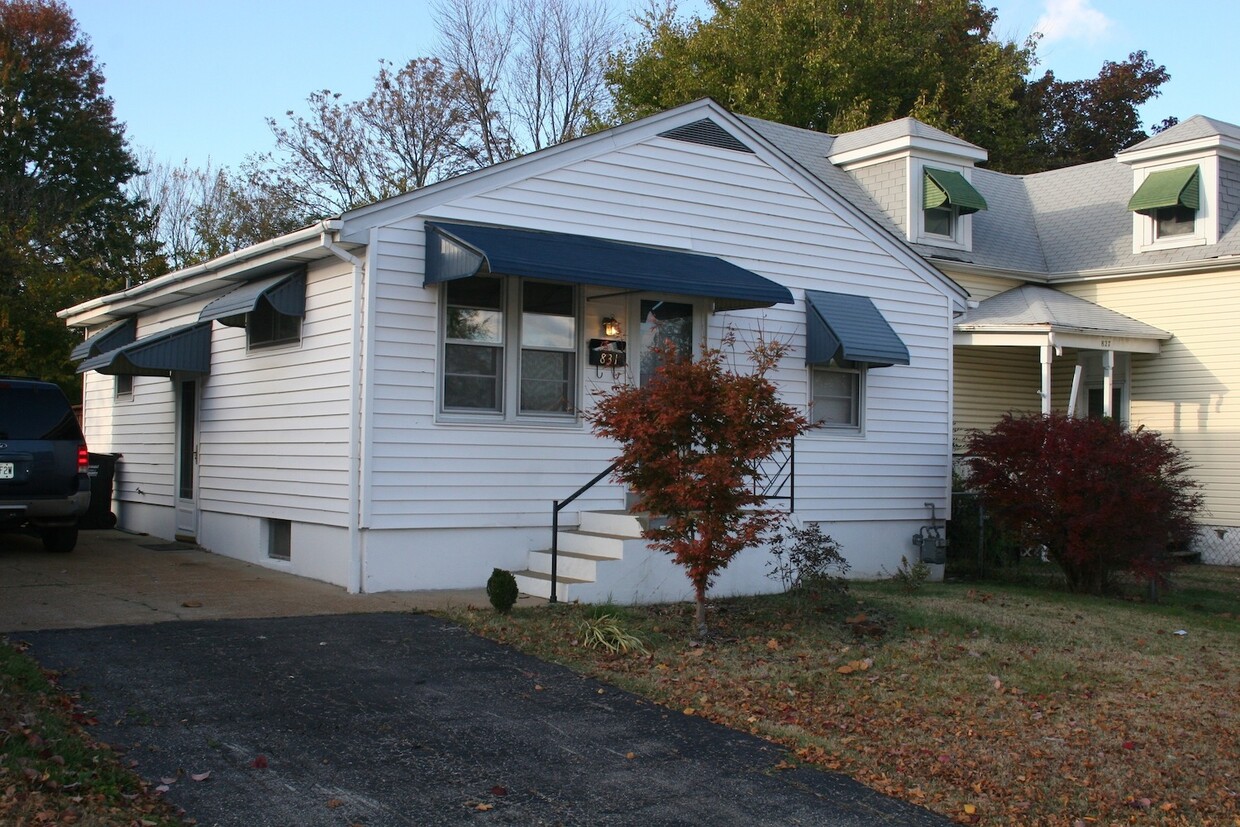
[
  {"left": 923, "top": 168, "right": 987, "bottom": 214},
  {"left": 1127, "top": 165, "right": 1200, "bottom": 214}
]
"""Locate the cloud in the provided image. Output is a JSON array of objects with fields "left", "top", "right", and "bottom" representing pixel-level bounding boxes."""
[{"left": 1033, "top": 0, "right": 1114, "bottom": 44}]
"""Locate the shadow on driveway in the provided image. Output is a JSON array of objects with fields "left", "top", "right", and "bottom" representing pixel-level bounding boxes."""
[{"left": 21, "top": 613, "right": 948, "bottom": 826}]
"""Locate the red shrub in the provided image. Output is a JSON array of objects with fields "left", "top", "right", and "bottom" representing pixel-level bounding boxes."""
[{"left": 964, "top": 413, "right": 1201, "bottom": 594}]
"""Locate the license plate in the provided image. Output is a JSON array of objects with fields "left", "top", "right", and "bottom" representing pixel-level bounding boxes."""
[{"left": 0, "top": 463, "right": 13, "bottom": 480}]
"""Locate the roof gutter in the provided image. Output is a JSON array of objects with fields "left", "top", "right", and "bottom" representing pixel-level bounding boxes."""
[
  {"left": 58, "top": 220, "right": 343, "bottom": 322},
  {"left": 931, "top": 253, "right": 1240, "bottom": 285}
]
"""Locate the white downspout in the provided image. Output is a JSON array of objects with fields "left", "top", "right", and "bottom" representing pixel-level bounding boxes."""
[{"left": 321, "top": 231, "right": 366, "bottom": 593}]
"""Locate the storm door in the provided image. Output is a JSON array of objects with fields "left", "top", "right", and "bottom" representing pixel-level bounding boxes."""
[{"left": 174, "top": 378, "right": 200, "bottom": 540}]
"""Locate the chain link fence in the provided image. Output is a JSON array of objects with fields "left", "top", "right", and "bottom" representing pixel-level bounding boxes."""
[{"left": 946, "top": 491, "right": 1240, "bottom": 579}]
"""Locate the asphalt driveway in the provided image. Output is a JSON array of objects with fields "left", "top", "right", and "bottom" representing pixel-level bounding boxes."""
[
  {"left": 5, "top": 528, "right": 947, "bottom": 825},
  {"left": 21, "top": 613, "right": 946, "bottom": 826}
]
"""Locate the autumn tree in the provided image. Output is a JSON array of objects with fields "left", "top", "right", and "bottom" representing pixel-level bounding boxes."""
[
  {"left": 1005, "top": 51, "right": 1171, "bottom": 173},
  {"left": 606, "top": 0, "right": 1170, "bottom": 173},
  {"left": 0, "top": 0, "right": 160, "bottom": 390},
  {"left": 964, "top": 414, "right": 1201, "bottom": 595},
  {"left": 589, "top": 335, "right": 811, "bottom": 636}
]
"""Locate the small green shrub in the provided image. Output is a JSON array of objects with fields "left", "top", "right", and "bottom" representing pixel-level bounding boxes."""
[
  {"left": 888, "top": 555, "right": 931, "bottom": 593},
  {"left": 486, "top": 568, "right": 519, "bottom": 613},
  {"left": 579, "top": 613, "right": 648, "bottom": 655},
  {"left": 766, "top": 521, "right": 850, "bottom": 594}
]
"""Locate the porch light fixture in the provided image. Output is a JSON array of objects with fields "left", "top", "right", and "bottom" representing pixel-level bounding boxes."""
[{"left": 601, "top": 316, "right": 622, "bottom": 338}]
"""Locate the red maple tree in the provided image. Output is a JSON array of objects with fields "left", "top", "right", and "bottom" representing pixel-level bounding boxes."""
[{"left": 588, "top": 334, "right": 810, "bottom": 635}]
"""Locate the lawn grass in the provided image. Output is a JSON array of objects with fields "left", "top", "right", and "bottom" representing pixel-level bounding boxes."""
[
  {"left": 443, "top": 565, "right": 1240, "bottom": 826},
  {"left": 0, "top": 638, "right": 186, "bottom": 826}
]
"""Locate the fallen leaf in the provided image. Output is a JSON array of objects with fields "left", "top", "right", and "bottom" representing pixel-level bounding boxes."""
[
  {"left": 766, "top": 639, "right": 780, "bottom": 650},
  {"left": 190, "top": 771, "right": 211, "bottom": 782},
  {"left": 964, "top": 804, "right": 977, "bottom": 815},
  {"left": 160, "top": 776, "right": 178, "bottom": 785},
  {"left": 475, "top": 803, "right": 493, "bottom": 811},
  {"left": 534, "top": 684, "right": 544, "bottom": 691},
  {"left": 155, "top": 784, "right": 170, "bottom": 793},
  {"left": 683, "top": 707, "right": 696, "bottom": 716},
  {"left": 251, "top": 754, "right": 268, "bottom": 769},
  {"left": 490, "top": 786, "right": 508, "bottom": 796},
  {"left": 326, "top": 798, "right": 344, "bottom": 809},
  {"left": 625, "top": 752, "right": 636, "bottom": 760}
]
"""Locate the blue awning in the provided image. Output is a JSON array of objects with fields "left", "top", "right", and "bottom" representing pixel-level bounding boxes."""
[
  {"left": 805, "top": 290, "right": 909, "bottom": 367},
  {"left": 77, "top": 323, "right": 212, "bottom": 377},
  {"left": 426, "top": 222, "right": 793, "bottom": 310},
  {"left": 199, "top": 269, "right": 306, "bottom": 327},
  {"left": 71, "top": 317, "right": 136, "bottom": 361}
]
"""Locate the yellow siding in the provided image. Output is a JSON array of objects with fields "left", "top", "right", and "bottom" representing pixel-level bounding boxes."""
[
  {"left": 952, "top": 272, "right": 1026, "bottom": 302},
  {"left": 952, "top": 346, "right": 1042, "bottom": 448},
  {"left": 1063, "top": 270, "right": 1240, "bottom": 525}
]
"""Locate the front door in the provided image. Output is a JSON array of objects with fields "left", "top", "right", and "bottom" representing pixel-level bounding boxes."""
[
  {"left": 637, "top": 299, "right": 695, "bottom": 386},
  {"left": 174, "top": 378, "right": 199, "bottom": 540}
]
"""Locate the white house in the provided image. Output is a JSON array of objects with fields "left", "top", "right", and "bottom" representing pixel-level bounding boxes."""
[{"left": 62, "top": 99, "right": 968, "bottom": 600}]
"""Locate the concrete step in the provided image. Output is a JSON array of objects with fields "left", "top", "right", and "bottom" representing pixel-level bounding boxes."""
[
  {"left": 513, "top": 569, "right": 589, "bottom": 602},
  {"left": 526, "top": 548, "right": 614, "bottom": 580},
  {"left": 578, "top": 509, "right": 644, "bottom": 537},
  {"left": 555, "top": 529, "right": 628, "bottom": 558}
]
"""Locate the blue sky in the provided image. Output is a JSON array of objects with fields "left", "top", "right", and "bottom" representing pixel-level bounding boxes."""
[{"left": 68, "top": 0, "right": 1237, "bottom": 172}]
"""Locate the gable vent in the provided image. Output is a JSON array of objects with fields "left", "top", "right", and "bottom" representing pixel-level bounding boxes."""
[{"left": 658, "top": 119, "right": 754, "bottom": 153}]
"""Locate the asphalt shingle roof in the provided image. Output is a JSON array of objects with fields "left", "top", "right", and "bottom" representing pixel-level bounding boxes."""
[
  {"left": 743, "top": 111, "right": 1240, "bottom": 278},
  {"left": 956, "top": 285, "right": 1171, "bottom": 338}
]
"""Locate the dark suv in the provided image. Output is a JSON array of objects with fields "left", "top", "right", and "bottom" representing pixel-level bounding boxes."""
[{"left": 0, "top": 377, "right": 91, "bottom": 552}]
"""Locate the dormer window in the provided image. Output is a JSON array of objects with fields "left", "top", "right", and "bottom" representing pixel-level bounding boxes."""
[
  {"left": 1127, "top": 165, "right": 1203, "bottom": 249},
  {"left": 918, "top": 166, "right": 986, "bottom": 247}
]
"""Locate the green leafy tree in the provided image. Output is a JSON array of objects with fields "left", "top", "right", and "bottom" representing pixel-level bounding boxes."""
[
  {"left": 607, "top": 0, "right": 1033, "bottom": 159},
  {"left": 606, "top": 0, "right": 1169, "bottom": 173},
  {"left": 588, "top": 334, "right": 811, "bottom": 636},
  {"left": 0, "top": 0, "right": 160, "bottom": 391},
  {"left": 964, "top": 414, "right": 1202, "bottom": 595}
]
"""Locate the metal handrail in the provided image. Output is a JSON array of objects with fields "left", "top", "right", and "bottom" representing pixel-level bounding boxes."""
[{"left": 549, "top": 461, "right": 618, "bottom": 603}]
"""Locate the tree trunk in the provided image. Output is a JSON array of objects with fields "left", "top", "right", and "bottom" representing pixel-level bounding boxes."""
[{"left": 694, "top": 584, "right": 708, "bottom": 638}]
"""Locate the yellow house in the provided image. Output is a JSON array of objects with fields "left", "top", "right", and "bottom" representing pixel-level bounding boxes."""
[{"left": 776, "top": 114, "right": 1240, "bottom": 564}]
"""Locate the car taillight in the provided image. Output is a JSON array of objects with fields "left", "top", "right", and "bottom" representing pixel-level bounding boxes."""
[{"left": 78, "top": 444, "right": 89, "bottom": 473}]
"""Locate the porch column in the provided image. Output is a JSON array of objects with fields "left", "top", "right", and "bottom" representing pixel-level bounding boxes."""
[
  {"left": 1040, "top": 344, "right": 1053, "bottom": 415},
  {"left": 1102, "top": 350, "right": 1115, "bottom": 418}
]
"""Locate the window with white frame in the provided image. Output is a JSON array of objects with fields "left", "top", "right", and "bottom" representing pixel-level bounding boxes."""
[
  {"left": 811, "top": 361, "right": 862, "bottom": 429},
  {"left": 1128, "top": 164, "right": 1205, "bottom": 250},
  {"left": 916, "top": 165, "right": 986, "bottom": 249},
  {"left": 441, "top": 276, "right": 578, "bottom": 418}
]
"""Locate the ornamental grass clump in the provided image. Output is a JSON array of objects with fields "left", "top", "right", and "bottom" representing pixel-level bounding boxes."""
[{"left": 578, "top": 613, "right": 648, "bottom": 655}]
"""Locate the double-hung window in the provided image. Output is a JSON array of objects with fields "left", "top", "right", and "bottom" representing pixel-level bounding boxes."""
[
  {"left": 442, "top": 276, "right": 578, "bottom": 419},
  {"left": 811, "top": 361, "right": 862, "bottom": 429}
]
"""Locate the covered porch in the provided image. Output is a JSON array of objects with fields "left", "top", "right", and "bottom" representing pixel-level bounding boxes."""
[{"left": 952, "top": 285, "right": 1172, "bottom": 440}]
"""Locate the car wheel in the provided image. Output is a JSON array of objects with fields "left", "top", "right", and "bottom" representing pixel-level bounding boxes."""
[{"left": 41, "top": 526, "right": 78, "bottom": 553}]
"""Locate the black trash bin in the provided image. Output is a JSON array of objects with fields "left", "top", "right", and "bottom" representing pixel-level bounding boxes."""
[{"left": 80, "top": 452, "right": 120, "bottom": 529}]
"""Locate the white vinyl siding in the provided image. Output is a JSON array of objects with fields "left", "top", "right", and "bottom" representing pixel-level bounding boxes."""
[
  {"left": 201, "top": 259, "right": 354, "bottom": 525},
  {"left": 364, "top": 136, "right": 956, "bottom": 529}
]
